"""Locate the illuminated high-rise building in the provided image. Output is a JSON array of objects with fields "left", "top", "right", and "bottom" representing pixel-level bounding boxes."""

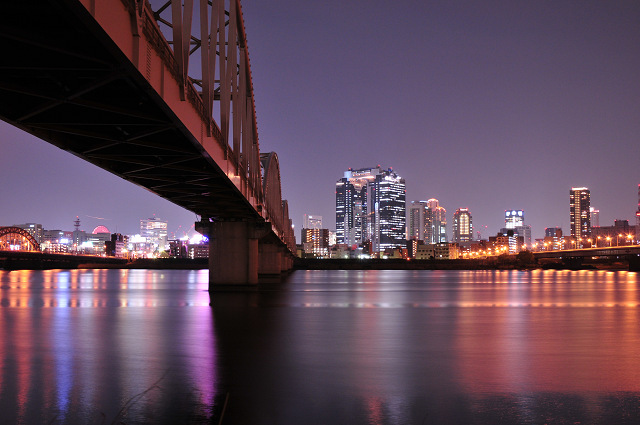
[
  {"left": 452, "top": 208, "right": 473, "bottom": 243},
  {"left": 369, "top": 168, "right": 406, "bottom": 252},
  {"left": 500, "top": 210, "right": 531, "bottom": 250},
  {"left": 570, "top": 187, "right": 591, "bottom": 239},
  {"left": 635, "top": 184, "right": 640, "bottom": 244},
  {"left": 301, "top": 228, "right": 330, "bottom": 258},
  {"left": 303, "top": 214, "right": 323, "bottom": 229},
  {"left": 505, "top": 210, "right": 524, "bottom": 229},
  {"left": 336, "top": 167, "right": 377, "bottom": 246},
  {"left": 425, "top": 198, "right": 447, "bottom": 243},
  {"left": 408, "top": 201, "right": 429, "bottom": 241},
  {"left": 336, "top": 166, "right": 406, "bottom": 252},
  {"left": 140, "top": 216, "right": 168, "bottom": 251},
  {"left": 590, "top": 207, "right": 600, "bottom": 228},
  {"left": 13, "top": 223, "right": 44, "bottom": 244}
]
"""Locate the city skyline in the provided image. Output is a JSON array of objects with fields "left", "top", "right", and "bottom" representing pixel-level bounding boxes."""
[{"left": 1, "top": 1, "right": 639, "bottom": 239}]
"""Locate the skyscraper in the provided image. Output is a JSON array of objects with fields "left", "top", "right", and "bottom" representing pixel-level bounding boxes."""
[
  {"left": 636, "top": 184, "right": 640, "bottom": 243},
  {"left": 570, "top": 187, "right": 591, "bottom": 239},
  {"left": 303, "top": 214, "right": 323, "bottom": 229},
  {"left": 336, "top": 166, "right": 406, "bottom": 253},
  {"left": 505, "top": 210, "right": 524, "bottom": 229},
  {"left": 425, "top": 198, "right": 447, "bottom": 243},
  {"left": 407, "top": 201, "right": 428, "bottom": 241},
  {"left": 501, "top": 210, "right": 531, "bottom": 250},
  {"left": 301, "top": 228, "right": 330, "bottom": 258},
  {"left": 140, "top": 217, "right": 168, "bottom": 251},
  {"left": 369, "top": 169, "right": 406, "bottom": 252},
  {"left": 336, "top": 168, "right": 372, "bottom": 246},
  {"left": 589, "top": 207, "right": 600, "bottom": 228},
  {"left": 452, "top": 208, "right": 473, "bottom": 243}
]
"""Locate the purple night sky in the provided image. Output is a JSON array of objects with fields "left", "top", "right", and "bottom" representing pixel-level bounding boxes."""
[{"left": 1, "top": 0, "right": 639, "bottom": 240}]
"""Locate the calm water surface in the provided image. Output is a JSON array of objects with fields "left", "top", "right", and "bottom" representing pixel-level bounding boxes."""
[{"left": 1, "top": 269, "right": 640, "bottom": 424}]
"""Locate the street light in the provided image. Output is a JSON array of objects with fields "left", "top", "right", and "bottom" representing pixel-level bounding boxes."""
[
  {"left": 617, "top": 233, "right": 623, "bottom": 246},
  {"left": 606, "top": 236, "right": 612, "bottom": 247}
]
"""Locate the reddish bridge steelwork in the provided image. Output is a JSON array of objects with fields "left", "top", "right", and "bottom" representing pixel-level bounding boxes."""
[{"left": 0, "top": 0, "right": 295, "bottom": 286}]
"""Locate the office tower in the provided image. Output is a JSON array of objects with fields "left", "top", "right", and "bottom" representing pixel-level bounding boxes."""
[
  {"left": 301, "top": 228, "right": 330, "bottom": 258},
  {"left": 500, "top": 210, "right": 530, "bottom": 251},
  {"left": 336, "top": 166, "right": 406, "bottom": 252},
  {"left": 505, "top": 210, "right": 524, "bottom": 229},
  {"left": 369, "top": 168, "right": 406, "bottom": 252},
  {"left": 637, "top": 184, "right": 640, "bottom": 243},
  {"left": 140, "top": 217, "right": 168, "bottom": 251},
  {"left": 408, "top": 201, "right": 429, "bottom": 241},
  {"left": 545, "top": 227, "right": 562, "bottom": 238},
  {"left": 452, "top": 208, "right": 473, "bottom": 243},
  {"left": 13, "top": 223, "right": 44, "bottom": 244},
  {"left": 570, "top": 187, "right": 591, "bottom": 239},
  {"left": 425, "top": 198, "right": 447, "bottom": 243},
  {"left": 303, "top": 214, "right": 323, "bottom": 230},
  {"left": 590, "top": 207, "right": 600, "bottom": 228},
  {"left": 515, "top": 225, "right": 532, "bottom": 248},
  {"left": 336, "top": 168, "right": 375, "bottom": 246}
]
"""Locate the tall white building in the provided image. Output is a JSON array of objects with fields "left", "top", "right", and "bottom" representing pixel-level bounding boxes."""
[
  {"left": 505, "top": 210, "right": 524, "bottom": 229},
  {"left": 637, "top": 184, "right": 640, "bottom": 243},
  {"left": 303, "top": 215, "right": 323, "bottom": 229},
  {"left": 336, "top": 168, "right": 377, "bottom": 246},
  {"left": 336, "top": 166, "right": 406, "bottom": 253},
  {"left": 140, "top": 217, "right": 168, "bottom": 252},
  {"left": 590, "top": 207, "right": 600, "bottom": 228},
  {"left": 452, "top": 208, "right": 473, "bottom": 243},
  {"left": 407, "top": 201, "right": 428, "bottom": 241},
  {"left": 501, "top": 210, "right": 531, "bottom": 250},
  {"left": 425, "top": 198, "right": 447, "bottom": 243},
  {"left": 570, "top": 187, "right": 591, "bottom": 239}
]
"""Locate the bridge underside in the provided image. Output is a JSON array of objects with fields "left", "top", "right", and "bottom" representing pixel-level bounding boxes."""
[
  {"left": 0, "top": 0, "right": 295, "bottom": 286},
  {"left": 0, "top": 0, "right": 256, "bottom": 220}
]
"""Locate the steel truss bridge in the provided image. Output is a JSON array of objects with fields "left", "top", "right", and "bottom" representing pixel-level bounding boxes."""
[{"left": 0, "top": 0, "right": 295, "bottom": 286}]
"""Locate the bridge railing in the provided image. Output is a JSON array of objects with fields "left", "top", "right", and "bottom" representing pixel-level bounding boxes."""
[{"left": 144, "top": 0, "right": 299, "bottom": 248}]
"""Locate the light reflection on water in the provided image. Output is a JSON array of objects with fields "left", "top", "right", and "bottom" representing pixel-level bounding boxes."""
[{"left": 1, "top": 269, "right": 640, "bottom": 424}]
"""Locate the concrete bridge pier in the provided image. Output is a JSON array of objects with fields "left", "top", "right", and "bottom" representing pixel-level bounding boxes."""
[
  {"left": 629, "top": 255, "right": 640, "bottom": 272},
  {"left": 281, "top": 253, "right": 293, "bottom": 273},
  {"left": 197, "top": 220, "right": 267, "bottom": 289},
  {"left": 196, "top": 220, "right": 292, "bottom": 289},
  {"left": 562, "top": 257, "right": 583, "bottom": 270},
  {"left": 258, "top": 243, "right": 282, "bottom": 276},
  {"left": 203, "top": 220, "right": 260, "bottom": 287}
]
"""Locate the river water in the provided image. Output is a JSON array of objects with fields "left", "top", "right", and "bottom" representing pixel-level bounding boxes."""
[{"left": 1, "top": 268, "right": 640, "bottom": 424}]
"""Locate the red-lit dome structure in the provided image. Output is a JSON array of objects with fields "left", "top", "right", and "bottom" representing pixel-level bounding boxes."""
[{"left": 92, "top": 225, "right": 110, "bottom": 234}]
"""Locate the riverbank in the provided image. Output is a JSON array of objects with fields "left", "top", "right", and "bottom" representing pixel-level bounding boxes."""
[
  {"left": 294, "top": 257, "right": 630, "bottom": 271},
  {"left": 78, "top": 258, "right": 208, "bottom": 270}
]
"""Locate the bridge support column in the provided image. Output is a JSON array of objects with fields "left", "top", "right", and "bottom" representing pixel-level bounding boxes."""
[
  {"left": 629, "top": 255, "right": 640, "bottom": 272},
  {"left": 562, "top": 257, "right": 583, "bottom": 270},
  {"left": 281, "top": 252, "right": 293, "bottom": 273},
  {"left": 258, "top": 243, "right": 282, "bottom": 276},
  {"left": 197, "top": 220, "right": 260, "bottom": 288}
]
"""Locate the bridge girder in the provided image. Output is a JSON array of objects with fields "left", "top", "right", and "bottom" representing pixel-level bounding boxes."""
[{"left": 0, "top": 0, "right": 295, "bottom": 253}]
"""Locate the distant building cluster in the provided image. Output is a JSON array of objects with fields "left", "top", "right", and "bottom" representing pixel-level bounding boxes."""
[
  {"left": 298, "top": 168, "right": 640, "bottom": 259},
  {"left": 0, "top": 216, "right": 209, "bottom": 259}
]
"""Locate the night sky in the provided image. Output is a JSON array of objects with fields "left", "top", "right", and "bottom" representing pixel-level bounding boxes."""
[{"left": 1, "top": 0, "right": 639, "bottom": 240}]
